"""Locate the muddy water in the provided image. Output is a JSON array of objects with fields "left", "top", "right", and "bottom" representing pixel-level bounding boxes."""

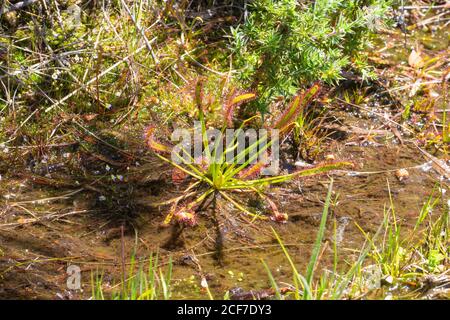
[{"left": 0, "top": 138, "right": 446, "bottom": 299}]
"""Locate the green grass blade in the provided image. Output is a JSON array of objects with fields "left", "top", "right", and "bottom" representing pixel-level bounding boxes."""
[{"left": 305, "top": 179, "right": 333, "bottom": 285}]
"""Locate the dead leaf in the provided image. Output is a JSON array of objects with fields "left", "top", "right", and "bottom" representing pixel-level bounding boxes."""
[
  {"left": 82, "top": 113, "right": 98, "bottom": 121},
  {"left": 408, "top": 49, "right": 424, "bottom": 69}
]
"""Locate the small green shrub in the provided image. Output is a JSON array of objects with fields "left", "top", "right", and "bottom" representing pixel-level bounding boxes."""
[{"left": 230, "top": 0, "right": 392, "bottom": 108}]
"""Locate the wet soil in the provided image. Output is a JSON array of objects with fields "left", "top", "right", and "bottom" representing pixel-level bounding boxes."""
[{"left": 0, "top": 124, "right": 447, "bottom": 300}]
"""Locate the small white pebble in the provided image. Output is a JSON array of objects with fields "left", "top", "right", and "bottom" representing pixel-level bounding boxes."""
[
  {"left": 395, "top": 168, "right": 409, "bottom": 181},
  {"left": 200, "top": 277, "right": 208, "bottom": 288}
]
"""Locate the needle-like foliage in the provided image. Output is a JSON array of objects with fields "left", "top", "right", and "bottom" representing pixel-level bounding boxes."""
[{"left": 230, "top": 0, "right": 392, "bottom": 109}]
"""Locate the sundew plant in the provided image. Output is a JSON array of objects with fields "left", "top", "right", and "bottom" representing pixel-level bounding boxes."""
[
  {"left": 231, "top": 0, "right": 392, "bottom": 108},
  {"left": 145, "top": 81, "right": 351, "bottom": 226}
]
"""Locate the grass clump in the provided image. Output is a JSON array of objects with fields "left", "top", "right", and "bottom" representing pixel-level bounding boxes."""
[
  {"left": 92, "top": 252, "right": 173, "bottom": 300},
  {"left": 264, "top": 182, "right": 449, "bottom": 300},
  {"left": 263, "top": 180, "right": 374, "bottom": 300},
  {"left": 358, "top": 184, "right": 449, "bottom": 290},
  {"left": 230, "top": 0, "right": 391, "bottom": 108}
]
